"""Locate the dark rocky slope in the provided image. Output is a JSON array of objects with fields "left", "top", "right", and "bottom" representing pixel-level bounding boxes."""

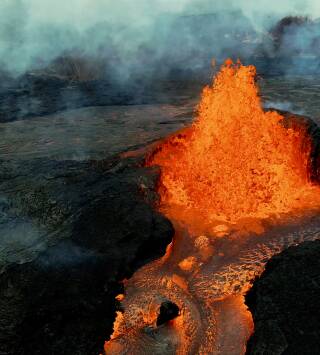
[
  {"left": 0, "top": 154, "right": 173, "bottom": 355},
  {"left": 0, "top": 74, "right": 202, "bottom": 124},
  {"left": 246, "top": 240, "right": 320, "bottom": 355}
]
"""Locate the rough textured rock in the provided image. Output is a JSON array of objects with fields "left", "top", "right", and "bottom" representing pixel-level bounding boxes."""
[
  {"left": 156, "top": 301, "right": 180, "bottom": 327},
  {"left": 246, "top": 240, "right": 320, "bottom": 355},
  {"left": 0, "top": 155, "right": 174, "bottom": 355}
]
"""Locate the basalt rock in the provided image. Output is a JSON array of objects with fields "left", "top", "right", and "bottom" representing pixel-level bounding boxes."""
[
  {"left": 156, "top": 301, "right": 180, "bottom": 327},
  {"left": 0, "top": 155, "right": 174, "bottom": 355},
  {"left": 246, "top": 240, "right": 320, "bottom": 355}
]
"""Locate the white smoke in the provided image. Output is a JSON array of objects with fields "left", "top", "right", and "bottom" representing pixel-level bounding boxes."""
[
  {"left": 263, "top": 100, "right": 305, "bottom": 115},
  {"left": 0, "top": 0, "right": 320, "bottom": 77}
]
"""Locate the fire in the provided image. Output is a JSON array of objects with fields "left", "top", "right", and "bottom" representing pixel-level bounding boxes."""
[{"left": 147, "top": 60, "right": 316, "bottom": 222}]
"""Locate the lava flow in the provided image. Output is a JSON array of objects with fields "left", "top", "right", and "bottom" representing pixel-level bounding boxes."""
[{"left": 104, "top": 61, "right": 320, "bottom": 354}]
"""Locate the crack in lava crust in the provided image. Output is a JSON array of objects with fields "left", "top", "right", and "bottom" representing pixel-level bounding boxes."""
[{"left": 104, "top": 61, "right": 320, "bottom": 354}]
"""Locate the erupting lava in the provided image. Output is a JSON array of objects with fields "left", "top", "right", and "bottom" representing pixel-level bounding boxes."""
[
  {"left": 104, "top": 61, "right": 320, "bottom": 355},
  {"left": 147, "top": 59, "right": 316, "bottom": 222}
]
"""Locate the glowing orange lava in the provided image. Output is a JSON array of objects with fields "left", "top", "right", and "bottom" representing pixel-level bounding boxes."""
[
  {"left": 104, "top": 61, "right": 320, "bottom": 355},
  {"left": 147, "top": 60, "right": 317, "bottom": 222}
]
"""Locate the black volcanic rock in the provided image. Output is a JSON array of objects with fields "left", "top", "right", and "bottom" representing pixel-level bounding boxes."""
[
  {"left": 0, "top": 155, "right": 174, "bottom": 355},
  {"left": 156, "top": 301, "right": 180, "bottom": 327},
  {"left": 246, "top": 240, "right": 320, "bottom": 355}
]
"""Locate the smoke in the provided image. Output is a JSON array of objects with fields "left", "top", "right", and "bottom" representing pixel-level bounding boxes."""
[
  {"left": 0, "top": 196, "right": 48, "bottom": 267},
  {"left": 36, "top": 241, "right": 96, "bottom": 268},
  {"left": 1, "top": 0, "right": 320, "bottom": 80},
  {"left": 263, "top": 100, "right": 305, "bottom": 115}
]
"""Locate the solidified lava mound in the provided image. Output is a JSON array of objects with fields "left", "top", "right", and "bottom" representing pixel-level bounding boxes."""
[
  {"left": 0, "top": 156, "right": 173, "bottom": 355},
  {"left": 246, "top": 240, "right": 320, "bottom": 355}
]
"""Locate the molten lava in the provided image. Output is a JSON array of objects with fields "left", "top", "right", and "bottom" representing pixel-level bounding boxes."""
[
  {"left": 104, "top": 61, "right": 320, "bottom": 355},
  {"left": 147, "top": 60, "right": 316, "bottom": 222}
]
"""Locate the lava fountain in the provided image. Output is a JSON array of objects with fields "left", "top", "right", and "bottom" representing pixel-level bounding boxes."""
[{"left": 104, "top": 61, "right": 320, "bottom": 354}]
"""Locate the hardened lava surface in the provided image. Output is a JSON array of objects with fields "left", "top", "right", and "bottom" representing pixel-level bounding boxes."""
[{"left": 246, "top": 239, "right": 320, "bottom": 354}]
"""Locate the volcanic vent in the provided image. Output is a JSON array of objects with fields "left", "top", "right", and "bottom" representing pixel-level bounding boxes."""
[{"left": 105, "top": 61, "right": 320, "bottom": 354}]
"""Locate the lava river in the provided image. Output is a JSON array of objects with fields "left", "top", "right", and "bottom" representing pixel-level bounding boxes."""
[{"left": 104, "top": 60, "right": 320, "bottom": 354}]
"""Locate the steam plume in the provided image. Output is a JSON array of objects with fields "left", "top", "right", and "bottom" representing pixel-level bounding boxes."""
[{"left": 0, "top": 0, "right": 320, "bottom": 79}]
